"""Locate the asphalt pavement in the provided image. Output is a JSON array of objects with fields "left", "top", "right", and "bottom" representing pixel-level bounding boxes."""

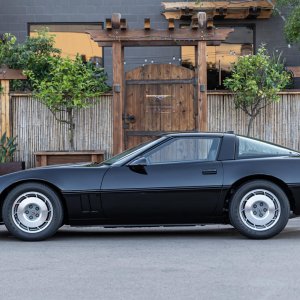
[{"left": 1, "top": 218, "right": 300, "bottom": 300}]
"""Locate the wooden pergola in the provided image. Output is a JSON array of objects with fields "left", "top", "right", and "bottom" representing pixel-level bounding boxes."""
[{"left": 89, "top": 13, "right": 233, "bottom": 155}]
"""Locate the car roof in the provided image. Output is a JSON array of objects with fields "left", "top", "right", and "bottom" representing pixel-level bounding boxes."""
[{"left": 164, "top": 132, "right": 234, "bottom": 138}]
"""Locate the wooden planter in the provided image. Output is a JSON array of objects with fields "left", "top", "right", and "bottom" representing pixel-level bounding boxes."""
[
  {"left": 34, "top": 151, "right": 105, "bottom": 167},
  {"left": 0, "top": 161, "right": 25, "bottom": 176}
]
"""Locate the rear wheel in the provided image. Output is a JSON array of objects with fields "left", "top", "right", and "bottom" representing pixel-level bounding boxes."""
[
  {"left": 229, "top": 180, "right": 290, "bottom": 239},
  {"left": 2, "top": 183, "right": 63, "bottom": 241}
]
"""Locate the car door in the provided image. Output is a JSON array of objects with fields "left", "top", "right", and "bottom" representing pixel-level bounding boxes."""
[{"left": 101, "top": 136, "right": 224, "bottom": 222}]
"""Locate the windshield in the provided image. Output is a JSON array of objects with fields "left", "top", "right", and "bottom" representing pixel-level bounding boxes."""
[
  {"left": 237, "top": 136, "right": 299, "bottom": 159},
  {"left": 101, "top": 139, "right": 161, "bottom": 165}
]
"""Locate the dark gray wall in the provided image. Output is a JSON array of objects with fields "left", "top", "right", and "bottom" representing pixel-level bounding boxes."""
[{"left": 0, "top": 0, "right": 299, "bottom": 87}]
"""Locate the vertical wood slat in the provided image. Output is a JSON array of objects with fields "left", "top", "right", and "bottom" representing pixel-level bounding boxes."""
[{"left": 11, "top": 95, "right": 113, "bottom": 169}]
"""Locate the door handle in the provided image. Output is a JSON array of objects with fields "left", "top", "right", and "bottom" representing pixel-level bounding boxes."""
[{"left": 202, "top": 169, "right": 217, "bottom": 175}]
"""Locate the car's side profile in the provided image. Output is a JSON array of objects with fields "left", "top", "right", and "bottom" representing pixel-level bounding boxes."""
[{"left": 1, "top": 132, "right": 300, "bottom": 241}]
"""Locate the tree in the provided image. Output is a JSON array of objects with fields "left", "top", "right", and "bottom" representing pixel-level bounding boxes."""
[
  {"left": 275, "top": 0, "right": 300, "bottom": 43},
  {"left": 0, "top": 30, "right": 61, "bottom": 91},
  {"left": 0, "top": 30, "right": 109, "bottom": 150},
  {"left": 25, "top": 55, "right": 109, "bottom": 151},
  {"left": 0, "top": 33, "right": 17, "bottom": 65},
  {"left": 223, "top": 46, "right": 291, "bottom": 136}
]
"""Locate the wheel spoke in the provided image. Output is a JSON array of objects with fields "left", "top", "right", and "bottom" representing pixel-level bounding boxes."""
[
  {"left": 11, "top": 191, "right": 54, "bottom": 234},
  {"left": 239, "top": 189, "right": 281, "bottom": 231}
]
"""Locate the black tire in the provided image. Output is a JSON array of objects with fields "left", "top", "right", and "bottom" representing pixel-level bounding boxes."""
[
  {"left": 229, "top": 180, "right": 290, "bottom": 239},
  {"left": 2, "top": 182, "right": 64, "bottom": 241}
]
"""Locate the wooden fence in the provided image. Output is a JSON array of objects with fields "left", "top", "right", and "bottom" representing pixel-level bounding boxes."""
[
  {"left": 6, "top": 91, "right": 300, "bottom": 168},
  {"left": 11, "top": 94, "right": 113, "bottom": 168},
  {"left": 207, "top": 91, "right": 300, "bottom": 151}
]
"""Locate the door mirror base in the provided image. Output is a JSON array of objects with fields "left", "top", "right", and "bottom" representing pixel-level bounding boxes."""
[{"left": 128, "top": 157, "right": 148, "bottom": 174}]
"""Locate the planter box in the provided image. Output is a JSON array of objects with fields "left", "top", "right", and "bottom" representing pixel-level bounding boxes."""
[
  {"left": 0, "top": 161, "right": 25, "bottom": 175},
  {"left": 34, "top": 151, "right": 105, "bottom": 167}
]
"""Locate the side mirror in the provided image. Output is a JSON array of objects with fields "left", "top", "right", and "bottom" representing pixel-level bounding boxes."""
[
  {"left": 129, "top": 157, "right": 148, "bottom": 167},
  {"left": 128, "top": 157, "right": 148, "bottom": 174}
]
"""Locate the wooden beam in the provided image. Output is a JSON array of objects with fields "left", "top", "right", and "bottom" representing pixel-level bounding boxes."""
[
  {"left": 120, "top": 18, "right": 128, "bottom": 30},
  {"left": 0, "top": 68, "right": 26, "bottom": 80},
  {"left": 216, "top": 8, "right": 227, "bottom": 16},
  {"left": 162, "top": 1, "right": 273, "bottom": 11},
  {"left": 207, "top": 20, "right": 214, "bottom": 29},
  {"left": 162, "top": 12, "right": 183, "bottom": 20},
  {"left": 287, "top": 66, "right": 300, "bottom": 78},
  {"left": 97, "top": 40, "right": 222, "bottom": 47},
  {"left": 191, "top": 18, "right": 199, "bottom": 30},
  {"left": 0, "top": 80, "right": 11, "bottom": 137},
  {"left": 163, "top": 9, "right": 272, "bottom": 20},
  {"left": 168, "top": 18, "right": 175, "bottom": 30},
  {"left": 161, "top": 1, "right": 273, "bottom": 19},
  {"left": 112, "top": 13, "right": 121, "bottom": 29},
  {"left": 197, "top": 12, "right": 208, "bottom": 29},
  {"left": 144, "top": 18, "right": 151, "bottom": 30},
  {"left": 106, "top": 18, "right": 112, "bottom": 30},
  {"left": 112, "top": 42, "right": 124, "bottom": 155},
  {"left": 255, "top": 9, "right": 274, "bottom": 18},
  {"left": 88, "top": 28, "right": 233, "bottom": 45},
  {"left": 196, "top": 41, "right": 207, "bottom": 132}
]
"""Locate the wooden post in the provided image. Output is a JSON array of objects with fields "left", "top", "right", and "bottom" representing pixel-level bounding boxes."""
[
  {"left": 0, "top": 68, "right": 26, "bottom": 138},
  {"left": 197, "top": 41, "right": 208, "bottom": 131},
  {"left": 0, "top": 79, "right": 10, "bottom": 137},
  {"left": 112, "top": 41, "right": 125, "bottom": 155}
]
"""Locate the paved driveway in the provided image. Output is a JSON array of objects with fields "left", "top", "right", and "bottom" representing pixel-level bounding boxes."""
[{"left": 1, "top": 218, "right": 300, "bottom": 300}]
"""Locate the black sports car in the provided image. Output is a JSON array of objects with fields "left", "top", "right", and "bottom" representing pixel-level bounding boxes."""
[{"left": 1, "top": 132, "right": 300, "bottom": 241}]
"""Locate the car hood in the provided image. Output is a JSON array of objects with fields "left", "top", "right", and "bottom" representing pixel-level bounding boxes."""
[
  {"left": 34, "top": 161, "right": 102, "bottom": 169},
  {"left": 0, "top": 162, "right": 110, "bottom": 193}
]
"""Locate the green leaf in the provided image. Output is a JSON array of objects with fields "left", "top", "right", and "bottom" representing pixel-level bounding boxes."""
[
  {"left": 0, "top": 132, "right": 18, "bottom": 163},
  {"left": 223, "top": 45, "right": 290, "bottom": 135}
]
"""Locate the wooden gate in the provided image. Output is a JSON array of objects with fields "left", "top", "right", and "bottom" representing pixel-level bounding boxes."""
[{"left": 124, "top": 64, "right": 196, "bottom": 149}]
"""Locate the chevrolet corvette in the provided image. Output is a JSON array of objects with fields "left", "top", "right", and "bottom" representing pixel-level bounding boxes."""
[{"left": 1, "top": 132, "right": 300, "bottom": 241}]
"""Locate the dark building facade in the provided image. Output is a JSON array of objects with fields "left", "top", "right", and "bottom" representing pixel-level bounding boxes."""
[{"left": 1, "top": 0, "right": 299, "bottom": 88}]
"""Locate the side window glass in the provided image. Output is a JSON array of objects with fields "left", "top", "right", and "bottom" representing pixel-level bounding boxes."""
[
  {"left": 238, "top": 136, "right": 297, "bottom": 158},
  {"left": 146, "top": 137, "right": 220, "bottom": 165}
]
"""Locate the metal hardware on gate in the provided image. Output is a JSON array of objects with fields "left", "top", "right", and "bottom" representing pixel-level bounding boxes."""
[
  {"left": 123, "top": 114, "right": 136, "bottom": 123},
  {"left": 200, "top": 84, "right": 206, "bottom": 92},
  {"left": 145, "top": 94, "right": 171, "bottom": 102},
  {"left": 126, "top": 79, "right": 194, "bottom": 85},
  {"left": 113, "top": 84, "right": 121, "bottom": 93}
]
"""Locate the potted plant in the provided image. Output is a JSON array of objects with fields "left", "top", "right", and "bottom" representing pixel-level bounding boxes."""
[{"left": 0, "top": 132, "right": 25, "bottom": 175}]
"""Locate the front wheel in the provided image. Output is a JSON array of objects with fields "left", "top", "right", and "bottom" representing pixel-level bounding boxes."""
[
  {"left": 229, "top": 180, "right": 290, "bottom": 239},
  {"left": 2, "top": 183, "right": 64, "bottom": 241}
]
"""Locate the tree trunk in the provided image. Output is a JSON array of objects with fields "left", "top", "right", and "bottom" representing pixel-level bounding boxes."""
[
  {"left": 67, "top": 108, "right": 75, "bottom": 151},
  {"left": 247, "top": 115, "right": 255, "bottom": 137}
]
